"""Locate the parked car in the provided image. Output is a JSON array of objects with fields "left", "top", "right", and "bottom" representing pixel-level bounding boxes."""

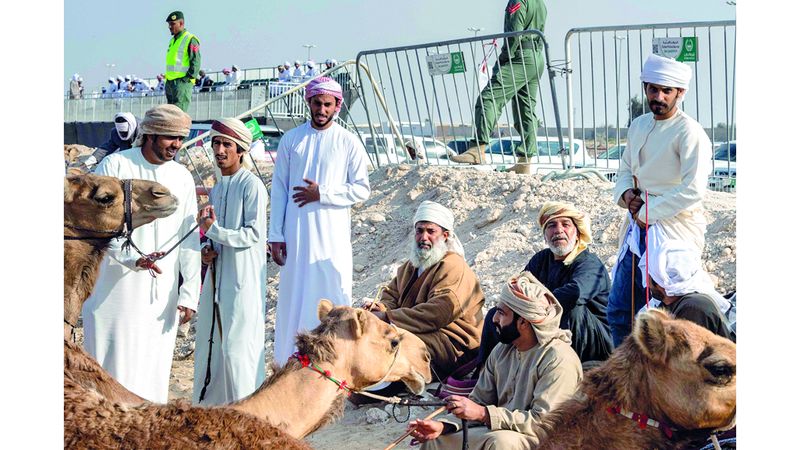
[
  {"left": 596, "top": 144, "right": 626, "bottom": 181},
  {"left": 186, "top": 122, "right": 284, "bottom": 165},
  {"left": 708, "top": 141, "right": 736, "bottom": 190},
  {"left": 484, "top": 136, "right": 592, "bottom": 171}
]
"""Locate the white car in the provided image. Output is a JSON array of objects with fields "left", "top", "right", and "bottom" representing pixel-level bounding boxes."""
[
  {"left": 595, "top": 144, "right": 626, "bottom": 181},
  {"left": 481, "top": 136, "right": 592, "bottom": 171},
  {"left": 708, "top": 141, "right": 736, "bottom": 191}
]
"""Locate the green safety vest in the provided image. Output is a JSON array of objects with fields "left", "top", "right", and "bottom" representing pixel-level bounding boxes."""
[{"left": 165, "top": 31, "right": 198, "bottom": 81}]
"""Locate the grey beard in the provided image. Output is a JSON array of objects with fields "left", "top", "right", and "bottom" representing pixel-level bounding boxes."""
[
  {"left": 548, "top": 235, "right": 577, "bottom": 257},
  {"left": 409, "top": 238, "right": 448, "bottom": 271}
]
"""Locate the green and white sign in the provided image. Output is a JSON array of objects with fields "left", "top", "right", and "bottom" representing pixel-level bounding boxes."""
[
  {"left": 652, "top": 37, "right": 698, "bottom": 62},
  {"left": 244, "top": 118, "right": 264, "bottom": 140},
  {"left": 426, "top": 51, "right": 466, "bottom": 76}
]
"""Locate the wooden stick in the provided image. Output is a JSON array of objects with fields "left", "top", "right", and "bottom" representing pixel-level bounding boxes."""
[{"left": 383, "top": 406, "right": 447, "bottom": 450}]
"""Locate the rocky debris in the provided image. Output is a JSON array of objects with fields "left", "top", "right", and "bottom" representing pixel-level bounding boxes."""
[
  {"left": 368, "top": 213, "right": 386, "bottom": 224},
  {"left": 365, "top": 407, "right": 390, "bottom": 424}
]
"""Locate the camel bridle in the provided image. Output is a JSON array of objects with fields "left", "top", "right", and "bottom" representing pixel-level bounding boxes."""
[
  {"left": 64, "top": 178, "right": 199, "bottom": 276},
  {"left": 64, "top": 179, "right": 135, "bottom": 242}
]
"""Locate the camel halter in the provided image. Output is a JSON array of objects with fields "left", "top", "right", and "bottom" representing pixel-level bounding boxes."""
[
  {"left": 607, "top": 405, "right": 730, "bottom": 448},
  {"left": 291, "top": 324, "right": 402, "bottom": 397},
  {"left": 64, "top": 179, "right": 199, "bottom": 277},
  {"left": 64, "top": 179, "right": 136, "bottom": 241}
]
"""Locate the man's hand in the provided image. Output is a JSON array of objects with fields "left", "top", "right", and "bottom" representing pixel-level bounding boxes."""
[
  {"left": 270, "top": 242, "right": 287, "bottom": 266},
  {"left": 201, "top": 245, "right": 218, "bottom": 265},
  {"left": 371, "top": 310, "right": 389, "bottom": 323},
  {"left": 408, "top": 419, "right": 444, "bottom": 443},
  {"left": 445, "top": 395, "right": 489, "bottom": 424},
  {"left": 136, "top": 252, "right": 165, "bottom": 274},
  {"left": 197, "top": 205, "right": 216, "bottom": 233},
  {"left": 177, "top": 306, "right": 195, "bottom": 325},
  {"left": 292, "top": 178, "right": 321, "bottom": 207},
  {"left": 623, "top": 188, "right": 644, "bottom": 216},
  {"left": 362, "top": 301, "right": 383, "bottom": 312}
]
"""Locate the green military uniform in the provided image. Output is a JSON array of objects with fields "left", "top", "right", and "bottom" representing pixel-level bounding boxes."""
[
  {"left": 453, "top": 0, "right": 547, "bottom": 165},
  {"left": 164, "top": 11, "right": 201, "bottom": 113}
]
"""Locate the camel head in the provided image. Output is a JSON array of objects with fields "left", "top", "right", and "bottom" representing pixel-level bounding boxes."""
[
  {"left": 299, "top": 300, "right": 432, "bottom": 395},
  {"left": 623, "top": 309, "right": 736, "bottom": 432},
  {"left": 64, "top": 173, "right": 178, "bottom": 237}
]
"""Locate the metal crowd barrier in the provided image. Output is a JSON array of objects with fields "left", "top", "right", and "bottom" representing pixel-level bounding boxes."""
[
  {"left": 353, "top": 29, "right": 568, "bottom": 171},
  {"left": 564, "top": 20, "right": 736, "bottom": 191}
]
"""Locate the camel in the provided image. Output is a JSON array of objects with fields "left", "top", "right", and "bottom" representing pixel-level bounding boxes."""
[
  {"left": 64, "top": 144, "right": 93, "bottom": 171},
  {"left": 65, "top": 299, "right": 433, "bottom": 448},
  {"left": 64, "top": 173, "right": 178, "bottom": 405},
  {"left": 63, "top": 173, "right": 178, "bottom": 339},
  {"left": 532, "top": 308, "right": 736, "bottom": 450}
]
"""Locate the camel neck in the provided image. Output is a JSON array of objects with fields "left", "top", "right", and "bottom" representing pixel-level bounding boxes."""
[
  {"left": 64, "top": 239, "right": 110, "bottom": 335},
  {"left": 231, "top": 359, "right": 348, "bottom": 439}
]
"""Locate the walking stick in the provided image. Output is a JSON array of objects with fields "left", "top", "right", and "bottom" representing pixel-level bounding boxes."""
[
  {"left": 383, "top": 406, "right": 447, "bottom": 450},
  {"left": 199, "top": 244, "right": 223, "bottom": 403}
]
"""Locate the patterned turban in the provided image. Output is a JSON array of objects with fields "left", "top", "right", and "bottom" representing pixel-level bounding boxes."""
[
  {"left": 498, "top": 271, "right": 572, "bottom": 345},
  {"left": 210, "top": 118, "right": 253, "bottom": 152},
  {"left": 537, "top": 201, "right": 592, "bottom": 266},
  {"left": 640, "top": 54, "right": 692, "bottom": 90},
  {"left": 133, "top": 104, "right": 191, "bottom": 146},
  {"left": 304, "top": 77, "right": 343, "bottom": 114},
  {"left": 413, "top": 200, "right": 465, "bottom": 257}
]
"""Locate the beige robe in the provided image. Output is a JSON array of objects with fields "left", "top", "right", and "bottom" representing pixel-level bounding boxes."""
[
  {"left": 425, "top": 340, "right": 582, "bottom": 449},
  {"left": 378, "top": 252, "right": 484, "bottom": 377},
  {"left": 613, "top": 110, "right": 712, "bottom": 253}
]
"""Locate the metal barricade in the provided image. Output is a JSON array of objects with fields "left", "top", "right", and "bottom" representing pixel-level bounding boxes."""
[
  {"left": 353, "top": 30, "right": 567, "bottom": 171},
  {"left": 564, "top": 20, "right": 736, "bottom": 190}
]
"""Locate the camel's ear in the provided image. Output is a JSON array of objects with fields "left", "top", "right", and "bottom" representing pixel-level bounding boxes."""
[
  {"left": 349, "top": 309, "right": 370, "bottom": 339},
  {"left": 317, "top": 298, "right": 334, "bottom": 320},
  {"left": 633, "top": 309, "right": 673, "bottom": 363}
]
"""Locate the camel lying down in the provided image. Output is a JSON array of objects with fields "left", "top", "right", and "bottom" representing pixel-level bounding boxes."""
[
  {"left": 64, "top": 300, "right": 433, "bottom": 448},
  {"left": 534, "top": 309, "right": 736, "bottom": 449}
]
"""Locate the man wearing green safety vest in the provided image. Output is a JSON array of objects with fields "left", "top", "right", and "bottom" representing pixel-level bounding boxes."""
[
  {"left": 165, "top": 11, "right": 201, "bottom": 112},
  {"left": 451, "top": 0, "right": 546, "bottom": 174}
]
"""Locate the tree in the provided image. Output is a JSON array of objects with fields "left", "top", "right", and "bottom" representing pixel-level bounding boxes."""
[{"left": 627, "top": 95, "right": 645, "bottom": 126}]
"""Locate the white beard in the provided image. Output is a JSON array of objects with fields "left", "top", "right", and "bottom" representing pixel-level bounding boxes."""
[
  {"left": 409, "top": 238, "right": 448, "bottom": 271},
  {"left": 548, "top": 234, "right": 578, "bottom": 257}
]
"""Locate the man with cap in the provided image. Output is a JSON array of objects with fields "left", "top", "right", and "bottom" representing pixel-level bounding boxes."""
[
  {"left": 450, "top": 0, "right": 547, "bottom": 175},
  {"left": 608, "top": 53, "right": 713, "bottom": 347},
  {"left": 106, "top": 77, "right": 118, "bottom": 96},
  {"left": 364, "top": 200, "right": 485, "bottom": 379},
  {"left": 196, "top": 70, "right": 212, "bottom": 93},
  {"left": 410, "top": 272, "right": 582, "bottom": 449},
  {"left": 644, "top": 237, "right": 734, "bottom": 341},
  {"left": 521, "top": 201, "right": 612, "bottom": 363},
  {"left": 192, "top": 118, "right": 269, "bottom": 405},
  {"left": 292, "top": 60, "right": 304, "bottom": 81},
  {"left": 165, "top": 11, "right": 201, "bottom": 112},
  {"left": 278, "top": 63, "right": 292, "bottom": 82},
  {"left": 303, "top": 60, "right": 319, "bottom": 80},
  {"left": 80, "top": 112, "right": 141, "bottom": 169},
  {"left": 82, "top": 104, "right": 202, "bottom": 403},
  {"left": 269, "top": 76, "right": 371, "bottom": 364}
]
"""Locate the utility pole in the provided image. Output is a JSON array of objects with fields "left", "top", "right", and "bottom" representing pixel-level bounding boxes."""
[
  {"left": 302, "top": 44, "right": 317, "bottom": 61},
  {"left": 106, "top": 63, "right": 116, "bottom": 80}
]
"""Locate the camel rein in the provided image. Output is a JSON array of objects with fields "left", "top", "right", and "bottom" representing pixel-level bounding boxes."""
[
  {"left": 292, "top": 334, "right": 469, "bottom": 450},
  {"left": 607, "top": 405, "right": 729, "bottom": 447},
  {"left": 64, "top": 179, "right": 199, "bottom": 278}
]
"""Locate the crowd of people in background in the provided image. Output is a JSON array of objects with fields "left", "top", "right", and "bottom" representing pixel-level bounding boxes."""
[{"left": 69, "top": 59, "right": 340, "bottom": 99}]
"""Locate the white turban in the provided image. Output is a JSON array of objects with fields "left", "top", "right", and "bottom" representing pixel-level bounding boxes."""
[
  {"left": 413, "top": 200, "right": 465, "bottom": 257},
  {"left": 640, "top": 54, "right": 692, "bottom": 90},
  {"left": 114, "top": 112, "right": 137, "bottom": 141},
  {"left": 498, "top": 272, "right": 572, "bottom": 345},
  {"left": 646, "top": 238, "right": 731, "bottom": 314}
]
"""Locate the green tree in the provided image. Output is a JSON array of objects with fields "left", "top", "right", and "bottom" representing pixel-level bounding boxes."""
[{"left": 627, "top": 95, "right": 645, "bottom": 126}]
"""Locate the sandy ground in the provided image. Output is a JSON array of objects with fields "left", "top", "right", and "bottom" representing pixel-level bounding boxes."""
[{"left": 77, "top": 162, "right": 737, "bottom": 449}]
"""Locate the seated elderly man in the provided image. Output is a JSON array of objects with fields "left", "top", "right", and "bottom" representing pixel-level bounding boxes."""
[
  {"left": 409, "top": 272, "right": 582, "bottom": 450},
  {"left": 645, "top": 238, "right": 735, "bottom": 341},
  {"left": 365, "top": 201, "right": 485, "bottom": 380},
  {"left": 521, "top": 201, "right": 613, "bottom": 362}
]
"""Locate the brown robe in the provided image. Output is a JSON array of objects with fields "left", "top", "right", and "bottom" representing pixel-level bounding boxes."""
[{"left": 378, "top": 252, "right": 485, "bottom": 377}]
